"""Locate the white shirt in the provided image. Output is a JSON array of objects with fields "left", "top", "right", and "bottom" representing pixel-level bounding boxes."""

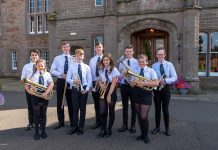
[
  {"left": 99, "top": 67, "right": 120, "bottom": 83},
  {"left": 30, "top": 70, "right": 53, "bottom": 87},
  {"left": 152, "top": 60, "right": 177, "bottom": 84},
  {"left": 132, "top": 66, "right": 158, "bottom": 81},
  {"left": 50, "top": 54, "right": 76, "bottom": 78},
  {"left": 89, "top": 55, "right": 103, "bottom": 81},
  {"left": 21, "top": 62, "right": 35, "bottom": 80},
  {"left": 66, "top": 62, "right": 92, "bottom": 91},
  {"left": 118, "top": 57, "right": 138, "bottom": 84}
]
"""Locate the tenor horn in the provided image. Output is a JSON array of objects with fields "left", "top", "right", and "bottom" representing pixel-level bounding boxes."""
[{"left": 22, "top": 78, "right": 53, "bottom": 100}]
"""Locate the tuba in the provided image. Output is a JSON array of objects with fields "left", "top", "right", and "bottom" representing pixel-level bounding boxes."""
[
  {"left": 118, "top": 56, "right": 155, "bottom": 91},
  {"left": 22, "top": 78, "right": 53, "bottom": 100}
]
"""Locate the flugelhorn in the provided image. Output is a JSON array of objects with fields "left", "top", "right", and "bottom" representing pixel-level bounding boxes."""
[{"left": 22, "top": 78, "right": 53, "bottom": 100}]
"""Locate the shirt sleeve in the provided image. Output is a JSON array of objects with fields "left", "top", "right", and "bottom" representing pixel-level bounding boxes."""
[
  {"left": 66, "top": 66, "right": 74, "bottom": 87},
  {"left": 50, "top": 57, "right": 62, "bottom": 78},
  {"left": 111, "top": 68, "right": 120, "bottom": 78},
  {"left": 21, "top": 65, "right": 27, "bottom": 81},
  {"left": 46, "top": 73, "right": 53, "bottom": 85},
  {"left": 150, "top": 69, "right": 158, "bottom": 80},
  {"left": 165, "top": 63, "right": 177, "bottom": 84},
  {"left": 85, "top": 66, "right": 92, "bottom": 91}
]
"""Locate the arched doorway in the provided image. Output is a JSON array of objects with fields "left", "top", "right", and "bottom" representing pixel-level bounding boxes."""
[
  {"left": 131, "top": 28, "right": 169, "bottom": 66},
  {"left": 71, "top": 46, "right": 83, "bottom": 55}
]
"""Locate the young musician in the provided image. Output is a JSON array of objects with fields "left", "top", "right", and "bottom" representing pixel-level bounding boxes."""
[
  {"left": 67, "top": 49, "right": 92, "bottom": 135},
  {"left": 133, "top": 54, "right": 159, "bottom": 144},
  {"left": 25, "top": 59, "right": 54, "bottom": 140},
  {"left": 152, "top": 48, "right": 177, "bottom": 136},
  {"left": 21, "top": 49, "right": 39, "bottom": 131},
  {"left": 50, "top": 41, "right": 73, "bottom": 129},
  {"left": 97, "top": 53, "right": 120, "bottom": 138},
  {"left": 118, "top": 45, "right": 138, "bottom": 133},
  {"left": 89, "top": 42, "right": 103, "bottom": 129}
]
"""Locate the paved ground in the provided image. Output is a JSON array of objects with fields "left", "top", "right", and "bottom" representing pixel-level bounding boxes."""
[{"left": 0, "top": 78, "right": 218, "bottom": 150}]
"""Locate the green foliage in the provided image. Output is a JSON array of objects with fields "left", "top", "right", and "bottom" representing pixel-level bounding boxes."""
[{"left": 143, "top": 40, "right": 151, "bottom": 60}]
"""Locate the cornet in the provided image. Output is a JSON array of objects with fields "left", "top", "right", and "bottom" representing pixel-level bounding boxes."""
[
  {"left": 158, "top": 74, "right": 166, "bottom": 91},
  {"left": 22, "top": 78, "right": 53, "bottom": 100},
  {"left": 72, "top": 74, "right": 85, "bottom": 93},
  {"left": 92, "top": 78, "right": 100, "bottom": 92},
  {"left": 99, "top": 81, "right": 109, "bottom": 100}
]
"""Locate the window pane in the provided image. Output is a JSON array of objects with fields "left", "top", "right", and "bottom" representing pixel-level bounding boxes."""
[
  {"left": 29, "top": 16, "right": 35, "bottom": 33},
  {"left": 37, "top": 15, "right": 43, "bottom": 33},
  {"left": 12, "top": 52, "right": 18, "bottom": 70},
  {"left": 29, "top": 0, "right": 34, "bottom": 13},
  {"left": 44, "top": 51, "right": 49, "bottom": 68},
  {"left": 45, "top": 0, "right": 50, "bottom": 12},
  {"left": 44, "top": 15, "right": 48, "bottom": 33},
  {"left": 96, "top": 0, "right": 103, "bottom": 6},
  {"left": 37, "top": 0, "right": 43, "bottom": 12},
  {"left": 198, "top": 33, "right": 208, "bottom": 76},
  {"left": 210, "top": 32, "right": 218, "bottom": 76}
]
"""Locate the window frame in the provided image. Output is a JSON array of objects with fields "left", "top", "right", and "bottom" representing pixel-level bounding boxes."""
[
  {"left": 12, "top": 51, "right": 18, "bottom": 70},
  {"left": 95, "top": 0, "right": 103, "bottom": 6}
]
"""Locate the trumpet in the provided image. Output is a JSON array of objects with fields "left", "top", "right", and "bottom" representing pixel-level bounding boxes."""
[
  {"left": 158, "top": 74, "right": 166, "bottom": 91},
  {"left": 72, "top": 74, "right": 85, "bottom": 92},
  {"left": 22, "top": 78, "right": 53, "bottom": 100},
  {"left": 99, "top": 81, "right": 109, "bottom": 100},
  {"left": 92, "top": 78, "right": 100, "bottom": 92}
]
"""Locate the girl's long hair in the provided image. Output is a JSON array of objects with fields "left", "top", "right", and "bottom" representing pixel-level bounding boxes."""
[
  {"left": 98, "top": 53, "right": 115, "bottom": 73},
  {"left": 31, "top": 58, "right": 47, "bottom": 78}
]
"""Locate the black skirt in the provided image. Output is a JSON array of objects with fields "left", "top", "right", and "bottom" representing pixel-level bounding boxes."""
[
  {"left": 100, "top": 83, "right": 117, "bottom": 102},
  {"left": 133, "top": 87, "right": 153, "bottom": 105},
  {"left": 31, "top": 95, "right": 48, "bottom": 106}
]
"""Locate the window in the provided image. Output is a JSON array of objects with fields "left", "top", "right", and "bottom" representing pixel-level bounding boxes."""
[
  {"left": 210, "top": 32, "right": 218, "bottom": 76},
  {"left": 12, "top": 52, "right": 18, "bottom": 70},
  {"left": 93, "top": 36, "right": 103, "bottom": 55},
  {"left": 27, "top": 0, "right": 50, "bottom": 34},
  {"left": 95, "top": 0, "right": 103, "bottom": 6},
  {"left": 198, "top": 33, "right": 208, "bottom": 76},
  {"left": 198, "top": 32, "right": 218, "bottom": 76}
]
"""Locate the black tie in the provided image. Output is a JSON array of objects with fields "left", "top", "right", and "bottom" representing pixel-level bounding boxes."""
[
  {"left": 105, "top": 69, "right": 109, "bottom": 82},
  {"left": 127, "top": 59, "right": 130, "bottom": 66},
  {"left": 140, "top": 68, "right": 144, "bottom": 77},
  {"left": 39, "top": 72, "right": 44, "bottom": 85},
  {"left": 96, "top": 57, "right": 100, "bottom": 77},
  {"left": 64, "top": 56, "right": 68, "bottom": 74},
  {"left": 160, "top": 64, "right": 166, "bottom": 77},
  {"left": 78, "top": 64, "right": 82, "bottom": 85}
]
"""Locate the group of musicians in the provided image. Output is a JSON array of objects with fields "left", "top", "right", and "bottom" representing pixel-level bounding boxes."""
[{"left": 21, "top": 41, "right": 177, "bottom": 143}]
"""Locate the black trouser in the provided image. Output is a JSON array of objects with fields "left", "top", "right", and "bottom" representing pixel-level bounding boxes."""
[
  {"left": 120, "top": 84, "right": 136, "bottom": 127},
  {"left": 56, "top": 78, "right": 73, "bottom": 125},
  {"left": 153, "top": 85, "right": 171, "bottom": 130},
  {"left": 91, "top": 81, "right": 100, "bottom": 124},
  {"left": 25, "top": 91, "right": 34, "bottom": 124},
  {"left": 71, "top": 86, "right": 88, "bottom": 128},
  {"left": 32, "top": 96, "right": 48, "bottom": 134}
]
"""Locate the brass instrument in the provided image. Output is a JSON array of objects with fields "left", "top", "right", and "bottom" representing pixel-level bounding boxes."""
[
  {"left": 22, "top": 78, "right": 53, "bottom": 100},
  {"left": 158, "top": 74, "right": 166, "bottom": 91},
  {"left": 118, "top": 56, "right": 155, "bottom": 91},
  {"left": 72, "top": 74, "right": 85, "bottom": 92},
  {"left": 99, "top": 81, "right": 109, "bottom": 100},
  {"left": 92, "top": 78, "right": 100, "bottom": 92}
]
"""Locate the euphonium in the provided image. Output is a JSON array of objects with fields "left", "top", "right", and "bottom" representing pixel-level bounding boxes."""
[
  {"left": 22, "top": 78, "right": 53, "bottom": 100},
  {"left": 118, "top": 57, "right": 154, "bottom": 91},
  {"left": 99, "top": 81, "right": 109, "bottom": 100},
  {"left": 123, "top": 69, "right": 154, "bottom": 91}
]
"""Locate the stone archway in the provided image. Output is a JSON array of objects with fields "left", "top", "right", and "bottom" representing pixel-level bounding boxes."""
[{"left": 118, "top": 18, "right": 180, "bottom": 69}]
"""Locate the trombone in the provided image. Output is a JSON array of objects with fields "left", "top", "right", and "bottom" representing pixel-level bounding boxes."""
[{"left": 22, "top": 78, "right": 53, "bottom": 100}]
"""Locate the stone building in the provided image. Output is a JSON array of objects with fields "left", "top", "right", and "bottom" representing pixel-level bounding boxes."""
[{"left": 0, "top": 0, "right": 218, "bottom": 91}]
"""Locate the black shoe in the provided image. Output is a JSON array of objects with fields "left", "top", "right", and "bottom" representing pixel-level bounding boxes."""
[
  {"left": 77, "top": 128, "right": 84, "bottom": 135},
  {"left": 97, "top": 130, "right": 106, "bottom": 138},
  {"left": 26, "top": 123, "right": 34, "bottom": 131},
  {"left": 165, "top": 129, "right": 171, "bottom": 136},
  {"left": 54, "top": 123, "right": 65, "bottom": 130},
  {"left": 143, "top": 137, "right": 150, "bottom": 144},
  {"left": 91, "top": 123, "right": 100, "bottom": 129},
  {"left": 34, "top": 132, "right": 40, "bottom": 140},
  {"left": 68, "top": 127, "right": 77, "bottom": 135},
  {"left": 118, "top": 125, "right": 128, "bottom": 132},
  {"left": 129, "top": 126, "right": 136, "bottom": 133},
  {"left": 41, "top": 132, "right": 48, "bottom": 139},
  {"left": 104, "top": 130, "right": 112, "bottom": 138},
  {"left": 136, "top": 135, "right": 144, "bottom": 141},
  {"left": 151, "top": 128, "right": 160, "bottom": 134}
]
